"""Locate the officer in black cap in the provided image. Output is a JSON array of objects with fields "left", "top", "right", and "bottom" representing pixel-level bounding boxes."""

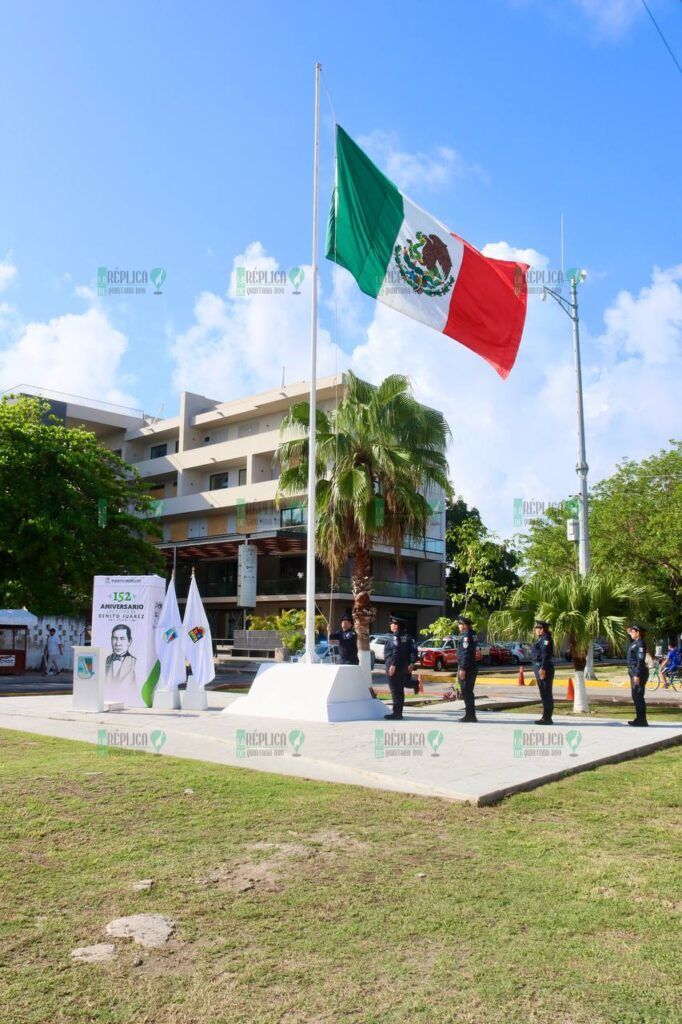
[
  {"left": 383, "top": 615, "right": 418, "bottom": 720},
  {"left": 626, "top": 624, "right": 649, "bottom": 727},
  {"left": 532, "top": 620, "right": 555, "bottom": 725},
  {"left": 329, "top": 612, "right": 359, "bottom": 666},
  {"left": 455, "top": 615, "right": 478, "bottom": 722}
]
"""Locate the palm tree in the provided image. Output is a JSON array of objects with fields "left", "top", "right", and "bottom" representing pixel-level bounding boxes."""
[
  {"left": 489, "top": 572, "right": 655, "bottom": 712},
  {"left": 277, "top": 372, "right": 451, "bottom": 668}
]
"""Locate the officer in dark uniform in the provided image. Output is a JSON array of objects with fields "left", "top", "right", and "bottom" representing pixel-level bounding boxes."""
[
  {"left": 532, "top": 620, "right": 555, "bottom": 725},
  {"left": 626, "top": 624, "right": 649, "bottom": 727},
  {"left": 329, "top": 612, "right": 359, "bottom": 666},
  {"left": 455, "top": 615, "right": 478, "bottom": 722},
  {"left": 383, "top": 615, "right": 418, "bottom": 720}
]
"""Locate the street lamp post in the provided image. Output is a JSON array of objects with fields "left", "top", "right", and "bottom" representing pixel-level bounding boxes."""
[{"left": 543, "top": 271, "right": 595, "bottom": 699}]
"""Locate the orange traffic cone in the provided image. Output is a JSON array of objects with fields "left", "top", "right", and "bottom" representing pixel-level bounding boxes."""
[
  {"left": 517, "top": 666, "right": 525, "bottom": 686},
  {"left": 567, "top": 677, "right": 575, "bottom": 701}
]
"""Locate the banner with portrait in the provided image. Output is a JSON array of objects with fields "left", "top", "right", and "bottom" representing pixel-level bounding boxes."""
[{"left": 91, "top": 575, "right": 166, "bottom": 707}]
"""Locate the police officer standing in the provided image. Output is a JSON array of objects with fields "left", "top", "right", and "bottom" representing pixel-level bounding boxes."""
[
  {"left": 626, "top": 624, "right": 649, "bottom": 727},
  {"left": 383, "top": 615, "right": 418, "bottom": 720},
  {"left": 532, "top": 620, "right": 555, "bottom": 725},
  {"left": 455, "top": 615, "right": 478, "bottom": 723},
  {"left": 329, "top": 612, "right": 359, "bottom": 666}
]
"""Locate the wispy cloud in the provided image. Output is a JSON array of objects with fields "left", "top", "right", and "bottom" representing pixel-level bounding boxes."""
[
  {"left": 356, "top": 130, "right": 486, "bottom": 194},
  {"left": 0, "top": 253, "right": 17, "bottom": 293}
]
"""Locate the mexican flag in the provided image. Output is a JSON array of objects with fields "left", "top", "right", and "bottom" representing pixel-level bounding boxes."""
[{"left": 326, "top": 126, "right": 529, "bottom": 379}]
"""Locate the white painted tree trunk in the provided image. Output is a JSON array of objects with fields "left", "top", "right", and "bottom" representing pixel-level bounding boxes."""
[
  {"left": 358, "top": 649, "right": 373, "bottom": 685},
  {"left": 573, "top": 670, "right": 590, "bottom": 713}
]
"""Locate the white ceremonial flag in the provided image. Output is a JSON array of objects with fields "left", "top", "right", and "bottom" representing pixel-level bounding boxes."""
[
  {"left": 181, "top": 575, "right": 215, "bottom": 689},
  {"left": 155, "top": 576, "right": 186, "bottom": 692}
]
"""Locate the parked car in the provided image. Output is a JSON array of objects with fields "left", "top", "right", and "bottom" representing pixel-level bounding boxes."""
[
  {"left": 293, "top": 640, "right": 376, "bottom": 669},
  {"left": 418, "top": 636, "right": 484, "bottom": 671},
  {"left": 489, "top": 642, "right": 514, "bottom": 665},
  {"left": 369, "top": 633, "right": 392, "bottom": 664},
  {"left": 561, "top": 642, "right": 605, "bottom": 662},
  {"left": 504, "top": 641, "right": 532, "bottom": 665}
]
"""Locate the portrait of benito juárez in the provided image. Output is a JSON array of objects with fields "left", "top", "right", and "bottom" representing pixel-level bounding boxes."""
[{"left": 105, "top": 624, "right": 137, "bottom": 685}]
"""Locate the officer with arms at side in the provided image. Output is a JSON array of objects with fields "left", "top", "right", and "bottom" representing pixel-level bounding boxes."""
[
  {"left": 626, "top": 624, "right": 649, "bottom": 727},
  {"left": 532, "top": 620, "right": 555, "bottom": 725},
  {"left": 329, "top": 612, "right": 359, "bottom": 666},
  {"left": 455, "top": 615, "right": 478, "bottom": 723},
  {"left": 383, "top": 615, "right": 418, "bottom": 721}
]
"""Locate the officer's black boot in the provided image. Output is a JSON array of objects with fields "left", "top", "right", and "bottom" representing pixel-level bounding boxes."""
[{"left": 628, "top": 715, "right": 649, "bottom": 727}]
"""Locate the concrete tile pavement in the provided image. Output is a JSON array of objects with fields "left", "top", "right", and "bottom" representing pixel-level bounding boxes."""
[{"left": 1, "top": 693, "right": 680, "bottom": 805}]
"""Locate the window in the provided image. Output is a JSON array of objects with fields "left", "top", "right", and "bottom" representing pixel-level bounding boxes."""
[
  {"left": 112, "top": 448, "right": 122, "bottom": 458},
  {"left": 203, "top": 435, "right": 211, "bottom": 443},
  {"left": 238, "top": 467, "right": 246, "bottom": 486},
  {"left": 174, "top": 440, "right": 179, "bottom": 453},
  {"left": 210, "top": 472, "right": 230, "bottom": 490},
  {"left": 280, "top": 505, "right": 306, "bottom": 528},
  {"left": 150, "top": 443, "right": 167, "bottom": 459}
]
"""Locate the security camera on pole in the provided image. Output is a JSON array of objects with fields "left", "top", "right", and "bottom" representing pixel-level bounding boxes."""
[{"left": 542, "top": 268, "right": 594, "bottom": 710}]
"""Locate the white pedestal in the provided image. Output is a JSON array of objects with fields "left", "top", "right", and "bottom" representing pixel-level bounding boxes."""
[
  {"left": 153, "top": 687, "right": 181, "bottom": 711},
  {"left": 181, "top": 686, "right": 208, "bottom": 711},
  {"left": 223, "top": 663, "right": 387, "bottom": 723},
  {"left": 72, "top": 646, "right": 105, "bottom": 713}
]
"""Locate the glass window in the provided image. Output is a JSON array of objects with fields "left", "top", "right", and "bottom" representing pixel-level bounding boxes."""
[
  {"left": 150, "top": 443, "right": 167, "bottom": 459},
  {"left": 210, "top": 473, "right": 230, "bottom": 490},
  {"left": 238, "top": 467, "right": 246, "bottom": 486},
  {"left": 280, "top": 505, "right": 306, "bottom": 528}
]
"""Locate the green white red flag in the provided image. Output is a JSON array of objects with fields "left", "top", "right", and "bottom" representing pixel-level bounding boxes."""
[{"left": 326, "top": 126, "right": 529, "bottom": 379}]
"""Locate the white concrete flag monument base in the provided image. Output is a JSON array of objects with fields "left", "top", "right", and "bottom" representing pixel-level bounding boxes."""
[
  {"left": 153, "top": 688, "right": 181, "bottom": 711},
  {"left": 223, "top": 663, "right": 387, "bottom": 723},
  {"left": 182, "top": 684, "right": 209, "bottom": 711}
]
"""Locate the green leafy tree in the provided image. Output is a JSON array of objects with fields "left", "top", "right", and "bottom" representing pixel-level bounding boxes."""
[
  {"left": 247, "top": 609, "right": 327, "bottom": 652},
  {"left": 0, "top": 396, "right": 163, "bottom": 613},
  {"left": 446, "top": 499, "right": 519, "bottom": 627},
  {"left": 489, "top": 572, "right": 656, "bottom": 712},
  {"left": 419, "top": 616, "right": 458, "bottom": 640},
  {"left": 277, "top": 372, "right": 451, "bottom": 659},
  {"left": 519, "top": 444, "right": 682, "bottom": 640}
]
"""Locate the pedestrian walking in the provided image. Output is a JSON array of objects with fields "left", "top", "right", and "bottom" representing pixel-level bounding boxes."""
[
  {"left": 532, "top": 620, "right": 555, "bottom": 725},
  {"left": 455, "top": 615, "right": 478, "bottom": 723},
  {"left": 383, "top": 615, "right": 418, "bottom": 721},
  {"left": 626, "top": 624, "right": 649, "bottom": 727},
  {"left": 45, "top": 628, "right": 63, "bottom": 675}
]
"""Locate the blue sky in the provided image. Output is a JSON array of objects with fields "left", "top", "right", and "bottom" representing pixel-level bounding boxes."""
[{"left": 1, "top": 0, "right": 680, "bottom": 533}]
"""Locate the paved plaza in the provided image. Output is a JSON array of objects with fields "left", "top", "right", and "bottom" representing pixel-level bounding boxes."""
[{"left": 1, "top": 693, "right": 680, "bottom": 805}]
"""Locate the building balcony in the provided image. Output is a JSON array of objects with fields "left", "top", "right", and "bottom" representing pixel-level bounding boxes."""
[{"left": 176, "top": 574, "right": 442, "bottom": 603}]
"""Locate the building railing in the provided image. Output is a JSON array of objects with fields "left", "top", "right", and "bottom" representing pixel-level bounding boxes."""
[{"left": 177, "top": 574, "right": 442, "bottom": 602}]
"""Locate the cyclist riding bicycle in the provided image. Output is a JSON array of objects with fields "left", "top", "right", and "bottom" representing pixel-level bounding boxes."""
[{"left": 660, "top": 642, "right": 681, "bottom": 688}]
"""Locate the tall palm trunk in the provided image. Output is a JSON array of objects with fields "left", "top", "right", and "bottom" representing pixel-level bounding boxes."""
[
  {"left": 570, "top": 649, "right": 590, "bottom": 714},
  {"left": 352, "top": 547, "right": 375, "bottom": 679}
]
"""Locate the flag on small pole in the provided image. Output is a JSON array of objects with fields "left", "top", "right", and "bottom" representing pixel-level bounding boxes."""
[
  {"left": 153, "top": 575, "right": 186, "bottom": 709},
  {"left": 181, "top": 572, "right": 215, "bottom": 709},
  {"left": 327, "top": 126, "right": 529, "bottom": 379}
]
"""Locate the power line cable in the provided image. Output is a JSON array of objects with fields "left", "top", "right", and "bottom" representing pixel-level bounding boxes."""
[{"left": 640, "top": 0, "right": 682, "bottom": 75}]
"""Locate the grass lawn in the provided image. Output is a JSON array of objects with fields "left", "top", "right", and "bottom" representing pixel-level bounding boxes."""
[{"left": 1, "top": 728, "right": 680, "bottom": 1024}]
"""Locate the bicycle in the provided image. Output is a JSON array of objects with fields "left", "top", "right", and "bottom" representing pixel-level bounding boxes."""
[{"left": 649, "top": 662, "right": 682, "bottom": 691}]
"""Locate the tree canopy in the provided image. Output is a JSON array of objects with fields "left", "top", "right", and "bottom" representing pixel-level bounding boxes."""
[
  {"left": 518, "top": 443, "right": 682, "bottom": 638},
  {"left": 277, "top": 372, "right": 451, "bottom": 650},
  {"left": 0, "top": 396, "right": 163, "bottom": 614}
]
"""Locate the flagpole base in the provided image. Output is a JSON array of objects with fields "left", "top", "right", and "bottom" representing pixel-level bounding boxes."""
[
  {"left": 181, "top": 686, "right": 209, "bottom": 711},
  {"left": 222, "top": 663, "right": 386, "bottom": 723},
  {"left": 153, "top": 688, "right": 181, "bottom": 711}
]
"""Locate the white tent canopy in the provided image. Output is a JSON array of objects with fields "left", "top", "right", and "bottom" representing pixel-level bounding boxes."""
[{"left": 0, "top": 609, "right": 38, "bottom": 627}]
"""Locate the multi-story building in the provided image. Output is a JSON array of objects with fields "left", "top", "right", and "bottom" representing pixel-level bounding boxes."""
[{"left": 16, "top": 376, "right": 447, "bottom": 639}]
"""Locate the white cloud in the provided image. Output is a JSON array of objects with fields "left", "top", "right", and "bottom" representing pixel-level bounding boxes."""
[
  {"left": 571, "top": 0, "right": 640, "bottom": 39},
  {"left": 0, "top": 253, "right": 17, "bottom": 292},
  {"left": 0, "top": 306, "right": 137, "bottom": 407},
  {"left": 356, "top": 130, "right": 483, "bottom": 194},
  {"left": 171, "top": 242, "right": 344, "bottom": 400}
]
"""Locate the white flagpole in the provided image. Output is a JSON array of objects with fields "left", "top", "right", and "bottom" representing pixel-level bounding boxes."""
[{"left": 305, "top": 61, "right": 321, "bottom": 664}]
